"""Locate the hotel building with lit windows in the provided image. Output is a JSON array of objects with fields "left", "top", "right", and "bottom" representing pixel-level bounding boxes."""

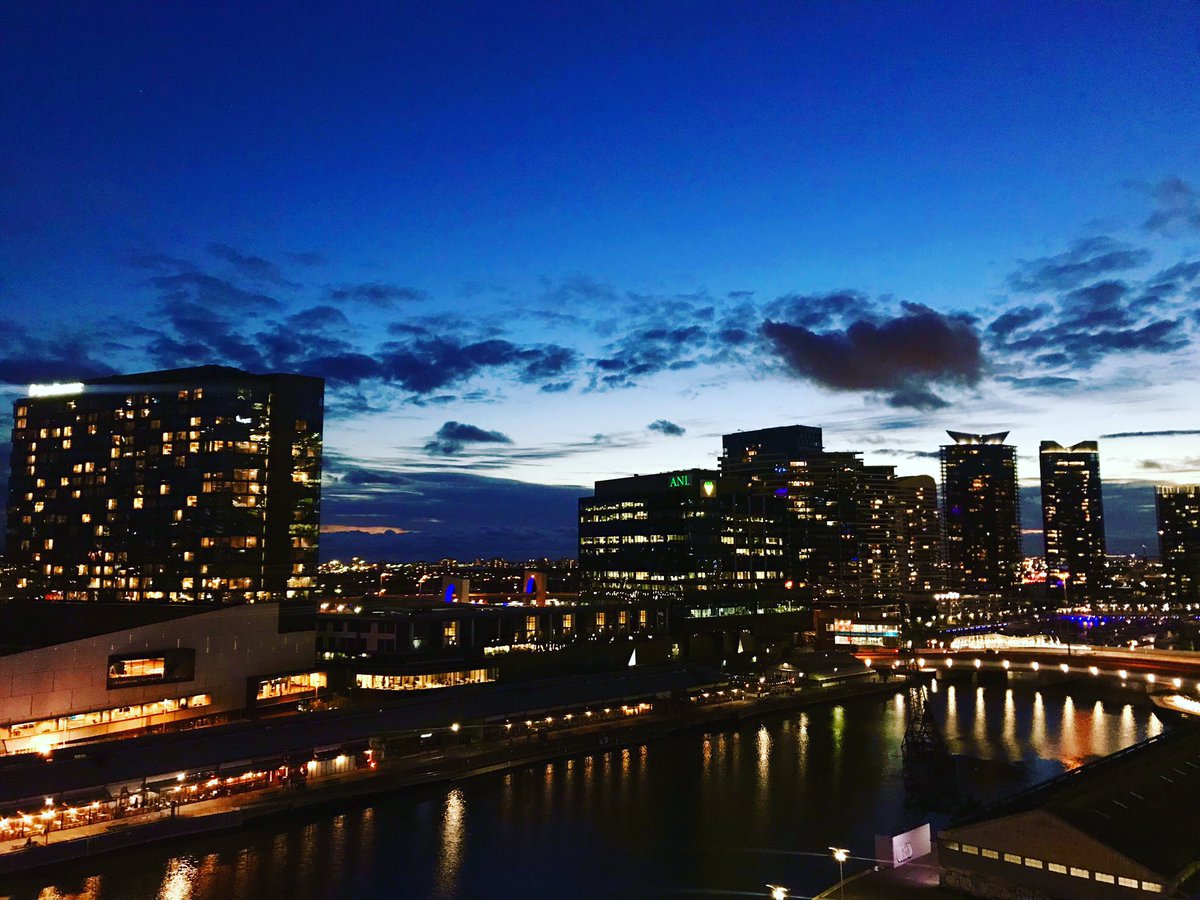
[
  {"left": 1040, "top": 440, "right": 1107, "bottom": 596},
  {"left": 5, "top": 365, "right": 323, "bottom": 604}
]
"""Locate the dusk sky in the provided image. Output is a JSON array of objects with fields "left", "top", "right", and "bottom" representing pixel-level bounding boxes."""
[{"left": 3, "top": 3, "right": 1199, "bottom": 559}]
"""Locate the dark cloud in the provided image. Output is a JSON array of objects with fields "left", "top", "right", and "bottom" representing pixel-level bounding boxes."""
[
  {"left": 875, "top": 448, "right": 941, "bottom": 460},
  {"left": 987, "top": 305, "right": 1045, "bottom": 339},
  {"left": 648, "top": 419, "right": 686, "bottom": 437},
  {"left": 207, "top": 242, "right": 298, "bottom": 288},
  {"left": 1153, "top": 260, "right": 1200, "bottom": 285},
  {"left": 339, "top": 467, "right": 412, "bottom": 486},
  {"left": 1138, "top": 177, "right": 1200, "bottom": 236},
  {"left": 1008, "top": 237, "right": 1151, "bottom": 293},
  {"left": 424, "top": 421, "right": 514, "bottom": 455},
  {"left": 762, "top": 304, "right": 982, "bottom": 409},
  {"left": 329, "top": 283, "right": 427, "bottom": 307},
  {"left": 1101, "top": 430, "right": 1200, "bottom": 439}
]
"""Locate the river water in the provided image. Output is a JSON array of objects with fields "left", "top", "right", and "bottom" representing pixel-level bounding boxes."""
[{"left": 1, "top": 680, "right": 1168, "bottom": 900}]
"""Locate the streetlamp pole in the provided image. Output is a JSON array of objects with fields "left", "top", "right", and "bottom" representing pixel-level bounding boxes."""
[{"left": 830, "top": 847, "right": 849, "bottom": 900}]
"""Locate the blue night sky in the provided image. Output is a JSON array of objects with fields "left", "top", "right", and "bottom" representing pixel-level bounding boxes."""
[{"left": 2, "top": 2, "right": 1199, "bottom": 559}]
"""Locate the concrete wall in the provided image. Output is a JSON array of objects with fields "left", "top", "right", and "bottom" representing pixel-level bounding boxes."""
[{"left": 0, "top": 604, "right": 314, "bottom": 749}]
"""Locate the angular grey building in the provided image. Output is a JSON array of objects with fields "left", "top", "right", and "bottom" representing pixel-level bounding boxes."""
[
  {"left": 940, "top": 431, "right": 1021, "bottom": 593},
  {"left": 1156, "top": 485, "right": 1200, "bottom": 601},
  {"left": 6, "top": 365, "right": 323, "bottom": 604},
  {"left": 1040, "top": 440, "right": 1106, "bottom": 596}
]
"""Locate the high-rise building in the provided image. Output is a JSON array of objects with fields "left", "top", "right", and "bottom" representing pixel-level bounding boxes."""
[
  {"left": 577, "top": 469, "right": 786, "bottom": 603},
  {"left": 894, "top": 474, "right": 943, "bottom": 593},
  {"left": 6, "top": 365, "right": 323, "bottom": 603},
  {"left": 940, "top": 430, "right": 1021, "bottom": 593},
  {"left": 720, "top": 426, "right": 900, "bottom": 601},
  {"left": 1156, "top": 485, "right": 1200, "bottom": 601},
  {"left": 1040, "top": 440, "right": 1106, "bottom": 596}
]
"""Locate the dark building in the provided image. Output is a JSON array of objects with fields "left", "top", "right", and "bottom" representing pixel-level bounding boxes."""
[
  {"left": 894, "top": 474, "right": 943, "bottom": 593},
  {"left": 1156, "top": 484, "right": 1200, "bottom": 601},
  {"left": 1040, "top": 440, "right": 1107, "bottom": 596},
  {"left": 721, "top": 425, "right": 901, "bottom": 602},
  {"left": 6, "top": 365, "right": 323, "bottom": 603},
  {"left": 940, "top": 430, "right": 1021, "bottom": 593},
  {"left": 577, "top": 468, "right": 786, "bottom": 604}
]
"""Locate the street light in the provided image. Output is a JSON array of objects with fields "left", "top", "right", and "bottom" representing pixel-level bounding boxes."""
[
  {"left": 830, "top": 847, "right": 849, "bottom": 900},
  {"left": 766, "top": 885, "right": 788, "bottom": 900}
]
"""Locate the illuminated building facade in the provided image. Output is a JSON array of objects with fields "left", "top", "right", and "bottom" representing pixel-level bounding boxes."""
[
  {"left": 577, "top": 469, "right": 786, "bottom": 600},
  {"left": 1156, "top": 484, "right": 1200, "bottom": 601},
  {"left": 6, "top": 365, "right": 323, "bottom": 603},
  {"left": 894, "top": 474, "right": 944, "bottom": 592},
  {"left": 720, "top": 426, "right": 901, "bottom": 602},
  {"left": 1039, "top": 440, "right": 1106, "bottom": 595},
  {"left": 940, "top": 430, "right": 1021, "bottom": 593}
]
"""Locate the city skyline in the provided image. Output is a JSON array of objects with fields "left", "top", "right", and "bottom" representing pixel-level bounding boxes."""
[{"left": 2, "top": 4, "right": 1199, "bottom": 559}]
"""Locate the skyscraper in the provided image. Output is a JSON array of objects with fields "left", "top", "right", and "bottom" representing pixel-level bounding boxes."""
[
  {"left": 940, "top": 430, "right": 1021, "bottom": 593},
  {"left": 1156, "top": 485, "right": 1200, "bottom": 601},
  {"left": 894, "top": 474, "right": 943, "bottom": 593},
  {"left": 721, "top": 425, "right": 900, "bottom": 601},
  {"left": 1040, "top": 440, "right": 1106, "bottom": 596},
  {"left": 6, "top": 365, "right": 323, "bottom": 603}
]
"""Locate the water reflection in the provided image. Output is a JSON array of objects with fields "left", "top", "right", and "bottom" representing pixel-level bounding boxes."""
[{"left": 436, "top": 788, "right": 466, "bottom": 898}]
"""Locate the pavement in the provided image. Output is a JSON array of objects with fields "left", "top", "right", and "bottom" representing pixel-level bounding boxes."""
[{"left": 815, "top": 850, "right": 954, "bottom": 899}]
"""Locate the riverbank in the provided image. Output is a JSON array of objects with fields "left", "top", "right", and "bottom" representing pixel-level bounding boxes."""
[{"left": 0, "top": 678, "right": 901, "bottom": 877}]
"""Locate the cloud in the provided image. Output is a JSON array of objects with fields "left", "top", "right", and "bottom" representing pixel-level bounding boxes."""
[
  {"left": 0, "top": 319, "right": 119, "bottom": 385},
  {"left": 207, "top": 242, "right": 298, "bottom": 288},
  {"left": 762, "top": 304, "right": 983, "bottom": 409},
  {"left": 648, "top": 419, "right": 686, "bottom": 437},
  {"left": 424, "top": 421, "right": 514, "bottom": 455},
  {"left": 286, "top": 251, "right": 327, "bottom": 266},
  {"left": 761, "top": 291, "right": 874, "bottom": 329},
  {"left": 329, "top": 283, "right": 427, "bottom": 307},
  {"left": 1008, "top": 237, "right": 1151, "bottom": 293},
  {"left": 995, "top": 375, "right": 1080, "bottom": 392},
  {"left": 151, "top": 272, "right": 282, "bottom": 314},
  {"left": 379, "top": 337, "right": 577, "bottom": 395},
  {"left": 1138, "top": 177, "right": 1200, "bottom": 236},
  {"left": 1101, "top": 430, "right": 1200, "bottom": 439},
  {"left": 124, "top": 252, "right": 196, "bottom": 272}
]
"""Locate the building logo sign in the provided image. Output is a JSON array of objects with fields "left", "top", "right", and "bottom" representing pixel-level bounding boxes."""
[{"left": 668, "top": 474, "right": 691, "bottom": 488}]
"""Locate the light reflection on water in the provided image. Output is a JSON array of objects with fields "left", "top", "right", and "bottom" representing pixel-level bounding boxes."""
[{"left": 3, "top": 682, "right": 1173, "bottom": 900}]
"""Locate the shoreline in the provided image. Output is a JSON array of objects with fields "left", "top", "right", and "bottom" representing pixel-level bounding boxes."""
[{"left": 0, "top": 679, "right": 902, "bottom": 878}]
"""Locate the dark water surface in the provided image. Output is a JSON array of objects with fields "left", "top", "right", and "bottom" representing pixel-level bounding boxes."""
[{"left": 1, "top": 681, "right": 1167, "bottom": 900}]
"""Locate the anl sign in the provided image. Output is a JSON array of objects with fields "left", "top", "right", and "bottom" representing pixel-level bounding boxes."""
[{"left": 668, "top": 474, "right": 691, "bottom": 488}]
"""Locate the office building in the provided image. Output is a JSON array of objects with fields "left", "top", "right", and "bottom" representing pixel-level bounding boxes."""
[
  {"left": 1156, "top": 485, "right": 1200, "bottom": 601},
  {"left": 578, "top": 469, "right": 786, "bottom": 602},
  {"left": 940, "top": 431, "right": 1021, "bottom": 593},
  {"left": 721, "top": 426, "right": 901, "bottom": 601},
  {"left": 894, "top": 474, "right": 943, "bottom": 593},
  {"left": 6, "top": 365, "right": 323, "bottom": 603},
  {"left": 1040, "top": 441, "right": 1107, "bottom": 596}
]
